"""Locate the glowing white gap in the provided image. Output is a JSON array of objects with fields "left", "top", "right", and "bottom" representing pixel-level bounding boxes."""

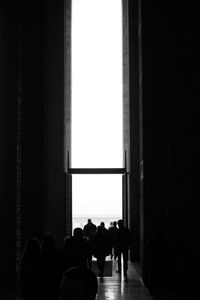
[{"left": 71, "top": 0, "right": 123, "bottom": 168}]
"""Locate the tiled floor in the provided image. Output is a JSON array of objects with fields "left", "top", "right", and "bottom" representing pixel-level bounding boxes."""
[
  {"left": 96, "top": 259, "right": 153, "bottom": 300},
  {"left": 0, "top": 259, "right": 153, "bottom": 300}
]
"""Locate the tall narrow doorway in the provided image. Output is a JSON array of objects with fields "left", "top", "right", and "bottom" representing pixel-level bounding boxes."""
[{"left": 70, "top": 0, "right": 124, "bottom": 230}]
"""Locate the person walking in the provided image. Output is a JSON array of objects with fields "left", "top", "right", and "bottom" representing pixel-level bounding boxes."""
[
  {"left": 114, "top": 219, "right": 131, "bottom": 275},
  {"left": 83, "top": 219, "right": 96, "bottom": 269},
  {"left": 93, "top": 226, "right": 109, "bottom": 278},
  {"left": 38, "top": 233, "right": 62, "bottom": 300},
  {"left": 83, "top": 218, "right": 96, "bottom": 236},
  {"left": 59, "top": 266, "right": 98, "bottom": 300},
  {"left": 63, "top": 227, "right": 91, "bottom": 270},
  {"left": 108, "top": 221, "right": 118, "bottom": 259},
  {"left": 20, "top": 238, "right": 41, "bottom": 300}
]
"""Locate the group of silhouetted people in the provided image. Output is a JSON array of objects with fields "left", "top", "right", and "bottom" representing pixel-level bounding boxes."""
[{"left": 20, "top": 219, "right": 131, "bottom": 300}]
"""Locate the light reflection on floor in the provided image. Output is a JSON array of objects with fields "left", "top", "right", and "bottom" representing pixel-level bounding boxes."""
[{"left": 96, "top": 259, "right": 153, "bottom": 300}]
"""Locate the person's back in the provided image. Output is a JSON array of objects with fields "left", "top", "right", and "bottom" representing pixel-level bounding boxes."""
[
  {"left": 93, "top": 226, "right": 109, "bottom": 277},
  {"left": 83, "top": 219, "right": 96, "bottom": 269},
  {"left": 114, "top": 220, "right": 130, "bottom": 251},
  {"left": 108, "top": 221, "right": 118, "bottom": 258},
  {"left": 59, "top": 266, "right": 98, "bottom": 300},
  {"left": 93, "top": 226, "right": 109, "bottom": 258},
  {"left": 83, "top": 219, "right": 96, "bottom": 245},
  {"left": 109, "top": 221, "right": 117, "bottom": 235},
  {"left": 114, "top": 219, "right": 131, "bottom": 274},
  {"left": 39, "top": 233, "right": 62, "bottom": 300},
  {"left": 20, "top": 238, "right": 41, "bottom": 300},
  {"left": 63, "top": 227, "right": 91, "bottom": 269},
  {"left": 84, "top": 219, "right": 96, "bottom": 235},
  {"left": 100, "top": 222, "right": 108, "bottom": 235}
]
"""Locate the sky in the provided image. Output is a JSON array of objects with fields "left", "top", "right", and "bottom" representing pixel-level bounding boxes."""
[
  {"left": 72, "top": 174, "right": 122, "bottom": 217},
  {"left": 71, "top": 0, "right": 123, "bottom": 218}
]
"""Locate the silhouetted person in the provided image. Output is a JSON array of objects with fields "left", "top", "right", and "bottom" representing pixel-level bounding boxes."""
[
  {"left": 108, "top": 221, "right": 113, "bottom": 229},
  {"left": 114, "top": 219, "right": 131, "bottom": 275},
  {"left": 100, "top": 221, "right": 108, "bottom": 236},
  {"left": 93, "top": 226, "right": 109, "bottom": 278},
  {"left": 83, "top": 218, "right": 96, "bottom": 235},
  {"left": 38, "top": 233, "right": 62, "bottom": 300},
  {"left": 59, "top": 266, "right": 98, "bottom": 300},
  {"left": 108, "top": 221, "right": 118, "bottom": 259},
  {"left": 83, "top": 219, "right": 97, "bottom": 269},
  {"left": 63, "top": 227, "right": 91, "bottom": 270},
  {"left": 20, "top": 237, "right": 41, "bottom": 300}
]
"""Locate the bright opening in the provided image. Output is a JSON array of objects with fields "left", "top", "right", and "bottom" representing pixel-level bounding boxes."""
[
  {"left": 72, "top": 175, "right": 122, "bottom": 230},
  {"left": 71, "top": 0, "right": 123, "bottom": 229},
  {"left": 71, "top": 0, "right": 123, "bottom": 168}
]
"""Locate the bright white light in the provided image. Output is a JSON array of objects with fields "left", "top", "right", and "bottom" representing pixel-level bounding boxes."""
[
  {"left": 71, "top": 0, "right": 123, "bottom": 223},
  {"left": 72, "top": 175, "right": 122, "bottom": 229},
  {"left": 71, "top": 0, "right": 123, "bottom": 168},
  {"left": 72, "top": 175, "right": 122, "bottom": 217}
]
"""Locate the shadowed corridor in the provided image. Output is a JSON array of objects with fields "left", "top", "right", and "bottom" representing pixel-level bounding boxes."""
[{"left": 0, "top": 260, "right": 153, "bottom": 300}]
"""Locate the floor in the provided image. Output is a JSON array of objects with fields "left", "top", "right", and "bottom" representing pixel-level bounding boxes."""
[
  {"left": 0, "top": 259, "right": 153, "bottom": 300},
  {"left": 96, "top": 259, "right": 153, "bottom": 300}
]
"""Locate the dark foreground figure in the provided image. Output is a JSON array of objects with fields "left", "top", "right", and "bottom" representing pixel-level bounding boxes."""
[
  {"left": 63, "top": 227, "right": 91, "bottom": 270},
  {"left": 93, "top": 225, "right": 109, "bottom": 277},
  {"left": 59, "top": 266, "right": 98, "bottom": 300},
  {"left": 38, "top": 233, "right": 63, "bottom": 300},
  {"left": 20, "top": 238, "right": 41, "bottom": 300},
  {"left": 114, "top": 219, "right": 131, "bottom": 275}
]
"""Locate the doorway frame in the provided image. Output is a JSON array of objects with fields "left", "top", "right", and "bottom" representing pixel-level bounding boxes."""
[{"left": 63, "top": 0, "right": 143, "bottom": 267}]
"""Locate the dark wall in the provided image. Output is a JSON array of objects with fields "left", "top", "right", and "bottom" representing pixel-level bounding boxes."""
[
  {"left": 141, "top": 0, "right": 200, "bottom": 294},
  {"left": 128, "top": 0, "right": 141, "bottom": 261},
  {"left": 0, "top": 0, "right": 65, "bottom": 285},
  {"left": 43, "top": 0, "right": 66, "bottom": 247},
  {"left": 0, "top": 2, "right": 18, "bottom": 285},
  {"left": 20, "top": 0, "right": 65, "bottom": 249},
  {"left": 20, "top": 0, "right": 45, "bottom": 247},
  {"left": 166, "top": 2, "right": 200, "bottom": 290}
]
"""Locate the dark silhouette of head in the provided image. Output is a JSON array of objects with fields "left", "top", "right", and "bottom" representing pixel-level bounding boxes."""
[
  {"left": 24, "top": 237, "right": 41, "bottom": 255},
  {"left": 60, "top": 266, "right": 98, "bottom": 300},
  {"left": 113, "top": 221, "right": 117, "bottom": 227},
  {"left": 73, "top": 227, "right": 83, "bottom": 239},
  {"left": 41, "top": 233, "right": 56, "bottom": 251},
  {"left": 100, "top": 222, "right": 105, "bottom": 228},
  {"left": 88, "top": 218, "right": 92, "bottom": 224},
  {"left": 96, "top": 226, "right": 103, "bottom": 234},
  {"left": 117, "top": 219, "right": 124, "bottom": 228}
]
